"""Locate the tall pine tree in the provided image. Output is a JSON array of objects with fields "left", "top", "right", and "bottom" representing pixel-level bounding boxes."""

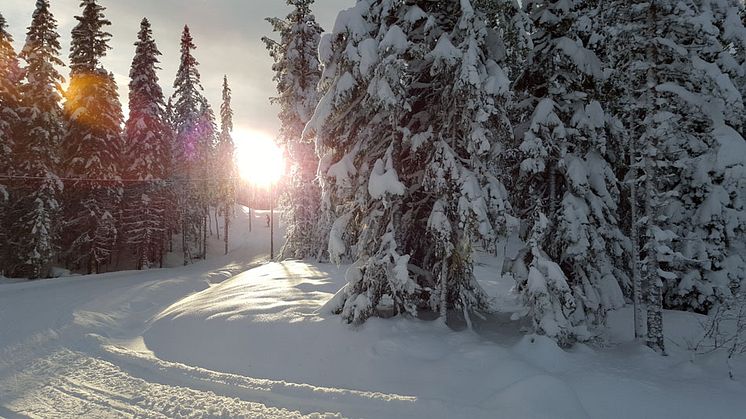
[
  {"left": 122, "top": 18, "right": 170, "bottom": 269},
  {"left": 62, "top": 0, "right": 124, "bottom": 274},
  {"left": 9, "top": 0, "right": 65, "bottom": 278},
  {"left": 263, "top": 0, "right": 324, "bottom": 261}
]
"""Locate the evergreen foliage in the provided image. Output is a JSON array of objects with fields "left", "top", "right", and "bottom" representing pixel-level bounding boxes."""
[
  {"left": 263, "top": 0, "right": 324, "bottom": 261},
  {"left": 510, "top": 0, "right": 628, "bottom": 345},
  {"left": 170, "top": 26, "right": 213, "bottom": 263},
  {"left": 62, "top": 0, "right": 123, "bottom": 274},
  {"left": 0, "top": 12, "right": 23, "bottom": 272},
  {"left": 216, "top": 75, "right": 236, "bottom": 256},
  {"left": 309, "top": 0, "right": 510, "bottom": 324},
  {"left": 122, "top": 18, "right": 170, "bottom": 269},
  {"left": 10, "top": 0, "right": 65, "bottom": 278},
  {"left": 604, "top": 0, "right": 746, "bottom": 352}
]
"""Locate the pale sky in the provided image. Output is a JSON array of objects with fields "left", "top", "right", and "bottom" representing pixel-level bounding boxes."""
[{"left": 3, "top": 0, "right": 353, "bottom": 142}]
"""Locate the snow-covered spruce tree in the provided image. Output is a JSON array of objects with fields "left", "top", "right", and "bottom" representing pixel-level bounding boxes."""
[
  {"left": 216, "top": 75, "right": 236, "bottom": 255},
  {"left": 171, "top": 25, "right": 210, "bottom": 264},
  {"left": 308, "top": 0, "right": 509, "bottom": 325},
  {"left": 307, "top": 0, "right": 418, "bottom": 322},
  {"left": 662, "top": 1, "right": 746, "bottom": 314},
  {"left": 193, "top": 96, "right": 218, "bottom": 259},
  {"left": 122, "top": 18, "right": 170, "bottom": 269},
  {"left": 8, "top": 0, "right": 65, "bottom": 278},
  {"left": 263, "top": 0, "right": 324, "bottom": 261},
  {"left": 0, "top": 12, "right": 23, "bottom": 273},
  {"left": 412, "top": 0, "right": 512, "bottom": 322},
  {"left": 163, "top": 96, "right": 177, "bottom": 251},
  {"left": 61, "top": 0, "right": 124, "bottom": 274},
  {"left": 510, "top": 0, "right": 628, "bottom": 346},
  {"left": 604, "top": 0, "right": 746, "bottom": 353}
]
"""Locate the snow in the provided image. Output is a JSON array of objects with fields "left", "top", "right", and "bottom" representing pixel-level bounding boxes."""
[
  {"left": 1, "top": 206, "right": 745, "bottom": 418},
  {"left": 379, "top": 25, "right": 409, "bottom": 53},
  {"left": 368, "top": 156, "right": 406, "bottom": 200},
  {"left": 555, "top": 37, "right": 604, "bottom": 79}
]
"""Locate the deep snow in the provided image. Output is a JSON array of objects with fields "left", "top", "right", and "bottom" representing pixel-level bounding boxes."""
[{"left": 1, "top": 206, "right": 745, "bottom": 418}]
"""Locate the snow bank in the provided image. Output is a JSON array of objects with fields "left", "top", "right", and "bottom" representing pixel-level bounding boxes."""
[{"left": 144, "top": 259, "right": 746, "bottom": 419}]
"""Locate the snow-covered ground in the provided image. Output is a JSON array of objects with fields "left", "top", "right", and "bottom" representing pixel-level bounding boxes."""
[{"left": 1, "top": 206, "right": 745, "bottom": 418}]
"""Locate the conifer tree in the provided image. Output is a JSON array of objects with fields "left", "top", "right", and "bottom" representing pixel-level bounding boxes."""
[
  {"left": 194, "top": 96, "right": 218, "bottom": 258},
  {"left": 171, "top": 26, "right": 210, "bottom": 263},
  {"left": 309, "top": 0, "right": 510, "bottom": 325},
  {"left": 263, "top": 0, "right": 324, "bottom": 261},
  {"left": 510, "top": 0, "right": 628, "bottom": 345},
  {"left": 9, "top": 0, "right": 65, "bottom": 278},
  {"left": 62, "top": 0, "right": 124, "bottom": 274},
  {"left": 122, "top": 18, "right": 169, "bottom": 269},
  {"left": 0, "top": 13, "right": 21, "bottom": 200},
  {"left": 605, "top": 0, "right": 746, "bottom": 353},
  {"left": 216, "top": 75, "right": 236, "bottom": 255},
  {"left": 0, "top": 12, "right": 23, "bottom": 272}
]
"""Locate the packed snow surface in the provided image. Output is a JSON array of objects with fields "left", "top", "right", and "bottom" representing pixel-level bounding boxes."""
[{"left": 1, "top": 206, "right": 745, "bottom": 418}]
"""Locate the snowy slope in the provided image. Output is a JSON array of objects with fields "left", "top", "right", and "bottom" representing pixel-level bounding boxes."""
[{"left": 1, "top": 206, "right": 745, "bottom": 418}]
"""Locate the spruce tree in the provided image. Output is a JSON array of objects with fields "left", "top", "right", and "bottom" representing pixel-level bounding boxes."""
[
  {"left": 510, "top": 0, "right": 628, "bottom": 345},
  {"left": 62, "top": 0, "right": 124, "bottom": 274},
  {"left": 0, "top": 12, "right": 23, "bottom": 272},
  {"left": 309, "top": 0, "right": 510, "bottom": 325},
  {"left": 171, "top": 25, "right": 210, "bottom": 263},
  {"left": 605, "top": 0, "right": 746, "bottom": 353},
  {"left": 0, "top": 12, "right": 21, "bottom": 200},
  {"left": 122, "top": 18, "right": 169, "bottom": 269},
  {"left": 9, "top": 0, "right": 65, "bottom": 278},
  {"left": 263, "top": 0, "right": 324, "bottom": 261},
  {"left": 216, "top": 75, "right": 236, "bottom": 255},
  {"left": 194, "top": 96, "right": 218, "bottom": 259}
]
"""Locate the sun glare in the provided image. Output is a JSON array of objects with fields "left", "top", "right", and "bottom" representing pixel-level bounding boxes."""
[{"left": 233, "top": 128, "right": 285, "bottom": 187}]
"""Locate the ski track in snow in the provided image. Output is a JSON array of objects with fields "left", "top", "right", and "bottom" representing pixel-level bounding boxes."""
[
  {"left": 1, "top": 347, "right": 336, "bottom": 419},
  {"left": 0, "top": 207, "right": 368, "bottom": 418}
]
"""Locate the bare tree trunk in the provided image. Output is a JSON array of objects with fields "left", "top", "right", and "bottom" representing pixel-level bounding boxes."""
[
  {"left": 644, "top": 0, "right": 665, "bottom": 355},
  {"left": 208, "top": 207, "right": 213, "bottom": 236},
  {"left": 203, "top": 211, "right": 208, "bottom": 259},
  {"left": 440, "top": 260, "right": 449, "bottom": 325},
  {"left": 182, "top": 213, "right": 189, "bottom": 266},
  {"left": 630, "top": 138, "right": 645, "bottom": 340},
  {"left": 644, "top": 173, "right": 665, "bottom": 354},
  {"left": 215, "top": 207, "right": 221, "bottom": 240},
  {"left": 224, "top": 205, "right": 229, "bottom": 255}
]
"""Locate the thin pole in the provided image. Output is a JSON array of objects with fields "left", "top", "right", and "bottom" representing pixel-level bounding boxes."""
[{"left": 270, "top": 182, "right": 274, "bottom": 261}]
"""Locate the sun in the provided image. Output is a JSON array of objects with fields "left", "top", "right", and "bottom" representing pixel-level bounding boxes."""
[{"left": 233, "top": 128, "right": 285, "bottom": 187}]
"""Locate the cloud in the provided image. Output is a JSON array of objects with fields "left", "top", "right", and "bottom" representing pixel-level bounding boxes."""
[{"left": 4, "top": 0, "right": 354, "bottom": 136}]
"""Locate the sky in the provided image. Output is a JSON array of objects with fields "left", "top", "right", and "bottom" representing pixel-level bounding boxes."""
[{"left": 3, "top": 0, "right": 353, "bottom": 143}]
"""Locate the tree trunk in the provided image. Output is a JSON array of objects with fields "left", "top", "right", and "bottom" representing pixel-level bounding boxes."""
[
  {"left": 224, "top": 206, "right": 229, "bottom": 255},
  {"left": 630, "top": 138, "right": 645, "bottom": 340},
  {"left": 203, "top": 211, "right": 208, "bottom": 259},
  {"left": 440, "top": 260, "right": 449, "bottom": 325},
  {"left": 215, "top": 207, "right": 221, "bottom": 240},
  {"left": 644, "top": 162, "right": 665, "bottom": 354}
]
